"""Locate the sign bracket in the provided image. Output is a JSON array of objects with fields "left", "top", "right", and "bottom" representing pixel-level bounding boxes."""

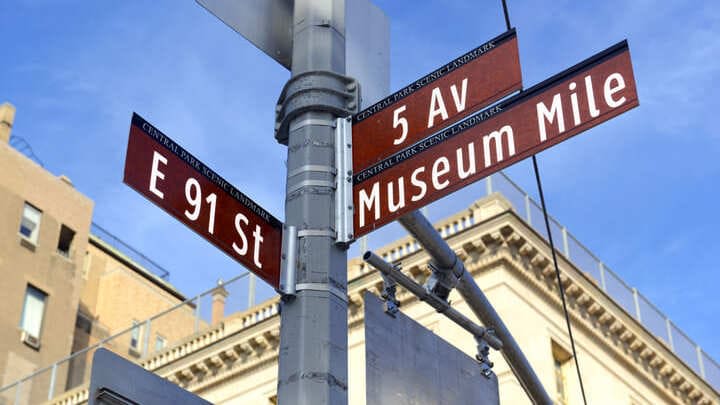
[
  {"left": 279, "top": 225, "right": 298, "bottom": 296},
  {"left": 275, "top": 70, "right": 359, "bottom": 144},
  {"left": 335, "top": 116, "right": 354, "bottom": 245}
]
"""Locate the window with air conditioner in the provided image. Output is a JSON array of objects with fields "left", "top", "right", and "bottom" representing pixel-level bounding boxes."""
[
  {"left": 19, "top": 202, "right": 42, "bottom": 245},
  {"left": 20, "top": 285, "right": 47, "bottom": 348}
]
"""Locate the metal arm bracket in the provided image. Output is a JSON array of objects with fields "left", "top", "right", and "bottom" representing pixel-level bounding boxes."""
[
  {"left": 334, "top": 116, "right": 354, "bottom": 245},
  {"left": 275, "top": 70, "right": 359, "bottom": 145},
  {"left": 278, "top": 225, "right": 298, "bottom": 297}
]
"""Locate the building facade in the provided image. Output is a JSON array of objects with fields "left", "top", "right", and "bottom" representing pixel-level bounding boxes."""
[
  {"left": 0, "top": 103, "right": 197, "bottom": 405},
  {"left": 47, "top": 193, "right": 720, "bottom": 405},
  {"left": 0, "top": 102, "right": 94, "bottom": 405},
  {"left": 2, "top": 101, "right": 719, "bottom": 404}
]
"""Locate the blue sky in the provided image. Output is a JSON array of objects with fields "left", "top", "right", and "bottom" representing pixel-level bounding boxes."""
[{"left": 2, "top": 0, "right": 719, "bottom": 367}]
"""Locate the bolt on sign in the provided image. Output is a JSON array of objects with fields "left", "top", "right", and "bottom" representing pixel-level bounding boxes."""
[
  {"left": 353, "top": 40, "right": 638, "bottom": 237},
  {"left": 352, "top": 29, "right": 522, "bottom": 173},
  {"left": 123, "top": 113, "right": 283, "bottom": 288}
]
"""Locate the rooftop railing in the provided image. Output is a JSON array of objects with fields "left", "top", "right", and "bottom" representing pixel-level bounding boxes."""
[
  {"left": 368, "top": 172, "right": 719, "bottom": 392},
  {"left": 486, "top": 172, "right": 719, "bottom": 390},
  {"left": 90, "top": 222, "right": 170, "bottom": 280}
]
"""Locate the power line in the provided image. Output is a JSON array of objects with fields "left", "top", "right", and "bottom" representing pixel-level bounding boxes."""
[{"left": 500, "top": 1, "right": 589, "bottom": 404}]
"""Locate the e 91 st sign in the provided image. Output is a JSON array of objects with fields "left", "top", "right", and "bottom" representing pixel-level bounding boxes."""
[{"left": 124, "top": 114, "right": 283, "bottom": 288}]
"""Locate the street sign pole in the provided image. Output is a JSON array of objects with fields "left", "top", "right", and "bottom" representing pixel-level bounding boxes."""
[{"left": 276, "top": 0, "right": 353, "bottom": 403}]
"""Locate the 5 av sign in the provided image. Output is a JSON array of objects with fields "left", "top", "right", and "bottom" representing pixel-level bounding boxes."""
[
  {"left": 352, "top": 30, "right": 522, "bottom": 172},
  {"left": 352, "top": 40, "right": 638, "bottom": 237}
]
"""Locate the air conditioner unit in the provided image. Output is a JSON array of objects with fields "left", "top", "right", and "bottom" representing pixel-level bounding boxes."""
[{"left": 20, "top": 330, "right": 41, "bottom": 350}]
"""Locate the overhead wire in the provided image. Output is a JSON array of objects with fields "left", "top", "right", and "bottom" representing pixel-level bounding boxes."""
[{"left": 499, "top": 1, "right": 589, "bottom": 404}]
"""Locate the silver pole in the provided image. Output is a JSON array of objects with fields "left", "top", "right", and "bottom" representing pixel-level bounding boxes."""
[
  {"left": 247, "top": 274, "right": 256, "bottom": 308},
  {"left": 14, "top": 380, "right": 21, "bottom": 405},
  {"left": 398, "top": 210, "right": 553, "bottom": 405},
  {"left": 142, "top": 319, "right": 151, "bottom": 357},
  {"left": 47, "top": 363, "right": 58, "bottom": 401},
  {"left": 194, "top": 296, "right": 201, "bottom": 333},
  {"left": 277, "top": 0, "right": 348, "bottom": 403}
]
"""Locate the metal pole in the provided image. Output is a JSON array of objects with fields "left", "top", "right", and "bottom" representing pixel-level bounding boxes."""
[
  {"left": 398, "top": 210, "right": 553, "bottom": 405},
  {"left": 47, "top": 363, "right": 58, "bottom": 401},
  {"left": 277, "top": 1, "right": 348, "bottom": 403},
  {"left": 248, "top": 274, "right": 256, "bottom": 308},
  {"left": 142, "top": 319, "right": 151, "bottom": 357},
  {"left": 697, "top": 346, "right": 706, "bottom": 378},
  {"left": 14, "top": 380, "right": 21, "bottom": 405},
  {"left": 194, "top": 296, "right": 201, "bottom": 333}
]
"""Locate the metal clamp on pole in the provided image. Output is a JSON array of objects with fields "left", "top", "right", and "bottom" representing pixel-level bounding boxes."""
[
  {"left": 398, "top": 210, "right": 553, "bottom": 405},
  {"left": 335, "top": 116, "right": 354, "bottom": 245},
  {"left": 425, "top": 260, "right": 461, "bottom": 301},
  {"left": 379, "top": 267, "right": 399, "bottom": 317},
  {"left": 363, "top": 251, "right": 502, "bottom": 351},
  {"left": 399, "top": 211, "right": 465, "bottom": 301},
  {"left": 475, "top": 335, "right": 495, "bottom": 378},
  {"left": 279, "top": 225, "right": 298, "bottom": 297},
  {"left": 275, "top": 71, "right": 359, "bottom": 145}
]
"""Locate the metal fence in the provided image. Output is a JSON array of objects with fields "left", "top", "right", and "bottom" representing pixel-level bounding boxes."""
[
  {"left": 0, "top": 272, "right": 262, "bottom": 405},
  {"left": 487, "top": 172, "right": 720, "bottom": 391}
]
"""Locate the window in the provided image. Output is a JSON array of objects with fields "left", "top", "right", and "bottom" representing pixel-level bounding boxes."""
[
  {"left": 552, "top": 341, "right": 572, "bottom": 405},
  {"left": 155, "top": 335, "right": 166, "bottom": 352},
  {"left": 20, "top": 285, "right": 47, "bottom": 339},
  {"left": 57, "top": 224, "right": 75, "bottom": 257},
  {"left": 19, "top": 203, "right": 42, "bottom": 244},
  {"left": 130, "top": 320, "right": 144, "bottom": 351}
]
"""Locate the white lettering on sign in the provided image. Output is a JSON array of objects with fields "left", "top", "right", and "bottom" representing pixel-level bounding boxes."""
[
  {"left": 232, "top": 213, "right": 265, "bottom": 268},
  {"left": 149, "top": 151, "right": 167, "bottom": 199},
  {"left": 427, "top": 78, "right": 469, "bottom": 129},
  {"left": 392, "top": 105, "right": 409, "bottom": 145},
  {"left": 391, "top": 78, "right": 473, "bottom": 148},
  {"left": 482, "top": 126, "right": 515, "bottom": 168},
  {"left": 537, "top": 94, "right": 564, "bottom": 142},
  {"left": 359, "top": 182, "right": 380, "bottom": 228},
  {"left": 537, "top": 73, "right": 628, "bottom": 142},
  {"left": 233, "top": 213, "right": 249, "bottom": 255},
  {"left": 410, "top": 167, "right": 427, "bottom": 202},
  {"left": 183, "top": 177, "right": 218, "bottom": 234},
  {"left": 357, "top": 124, "right": 517, "bottom": 228},
  {"left": 357, "top": 70, "right": 634, "bottom": 230},
  {"left": 604, "top": 73, "right": 627, "bottom": 108}
]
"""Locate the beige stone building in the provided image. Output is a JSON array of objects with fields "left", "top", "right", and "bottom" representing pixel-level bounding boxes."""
[
  {"left": 0, "top": 103, "right": 197, "bottom": 405},
  {"left": 0, "top": 102, "right": 94, "bottom": 405},
  {"left": 44, "top": 193, "right": 720, "bottom": 404}
]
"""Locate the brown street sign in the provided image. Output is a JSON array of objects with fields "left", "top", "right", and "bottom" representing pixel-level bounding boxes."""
[
  {"left": 353, "top": 40, "right": 638, "bottom": 237},
  {"left": 352, "top": 29, "right": 522, "bottom": 172},
  {"left": 123, "top": 113, "right": 283, "bottom": 288}
]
